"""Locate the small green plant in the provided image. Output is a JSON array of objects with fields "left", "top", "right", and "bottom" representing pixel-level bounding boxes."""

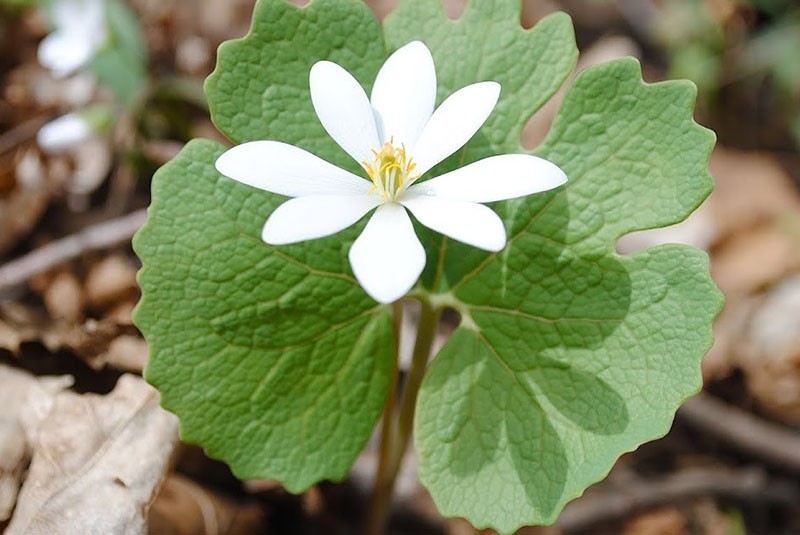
[
  {"left": 32, "top": 0, "right": 146, "bottom": 152},
  {"left": 133, "top": 1, "right": 722, "bottom": 532}
]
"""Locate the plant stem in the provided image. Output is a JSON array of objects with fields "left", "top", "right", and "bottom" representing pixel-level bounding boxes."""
[
  {"left": 364, "top": 301, "right": 402, "bottom": 535},
  {"left": 364, "top": 299, "right": 439, "bottom": 535},
  {"left": 387, "top": 299, "right": 438, "bottom": 480}
]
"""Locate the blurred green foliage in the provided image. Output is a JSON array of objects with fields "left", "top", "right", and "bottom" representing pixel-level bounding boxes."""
[
  {"left": 88, "top": 0, "right": 147, "bottom": 106},
  {"left": 650, "top": 0, "right": 800, "bottom": 147}
]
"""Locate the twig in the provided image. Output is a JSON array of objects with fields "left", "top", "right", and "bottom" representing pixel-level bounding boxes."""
[
  {"left": 0, "top": 116, "right": 48, "bottom": 155},
  {"left": 678, "top": 393, "right": 800, "bottom": 472},
  {"left": 558, "top": 466, "right": 798, "bottom": 532},
  {"left": 0, "top": 209, "right": 146, "bottom": 295}
]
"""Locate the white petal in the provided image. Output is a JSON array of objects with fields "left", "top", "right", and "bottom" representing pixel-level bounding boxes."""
[
  {"left": 38, "top": 31, "right": 95, "bottom": 77},
  {"left": 371, "top": 41, "right": 436, "bottom": 148},
  {"left": 411, "top": 81, "right": 501, "bottom": 176},
  {"left": 54, "top": 0, "right": 100, "bottom": 28},
  {"left": 216, "top": 141, "right": 371, "bottom": 197},
  {"left": 310, "top": 61, "right": 380, "bottom": 165},
  {"left": 407, "top": 154, "right": 567, "bottom": 203},
  {"left": 401, "top": 194, "right": 506, "bottom": 252},
  {"left": 349, "top": 204, "right": 425, "bottom": 303},
  {"left": 37, "top": 113, "right": 93, "bottom": 152},
  {"left": 262, "top": 195, "right": 380, "bottom": 245}
]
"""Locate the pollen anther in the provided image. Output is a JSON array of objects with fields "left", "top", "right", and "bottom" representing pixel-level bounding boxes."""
[{"left": 362, "top": 139, "right": 419, "bottom": 200}]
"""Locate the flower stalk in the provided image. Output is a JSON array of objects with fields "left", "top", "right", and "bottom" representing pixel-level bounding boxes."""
[{"left": 366, "top": 299, "right": 440, "bottom": 535}]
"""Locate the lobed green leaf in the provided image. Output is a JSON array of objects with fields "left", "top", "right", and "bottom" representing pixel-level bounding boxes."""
[
  {"left": 135, "top": 2, "right": 722, "bottom": 532},
  {"left": 134, "top": 139, "right": 392, "bottom": 491}
]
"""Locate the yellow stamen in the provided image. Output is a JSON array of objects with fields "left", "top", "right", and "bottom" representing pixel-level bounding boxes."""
[{"left": 361, "top": 138, "right": 419, "bottom": 200}]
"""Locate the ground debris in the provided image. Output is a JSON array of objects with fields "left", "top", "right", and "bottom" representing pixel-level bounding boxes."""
[
  {"left": 5, "top": 374, "right": 179, "bottom": 535},
  {"left": 0, "top": 365, "right": 72, "bottom": 523}
]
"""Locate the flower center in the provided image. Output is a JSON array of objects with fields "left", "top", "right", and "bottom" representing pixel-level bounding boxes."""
[{"left": 362, "top": 140, "right": 418, "bottom": 200}]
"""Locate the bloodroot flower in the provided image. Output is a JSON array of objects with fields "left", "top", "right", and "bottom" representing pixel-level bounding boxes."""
[
  {"left": 216, "top": 41, "right": 567, "bottom": 304},
  {"left": 36, "top": 112, "right": 94, "bottom": 153},
  {"left": 38, "top": 0, "right": 108, "bottom": 78}
]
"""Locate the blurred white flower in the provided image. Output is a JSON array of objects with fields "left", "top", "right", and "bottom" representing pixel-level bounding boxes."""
[
  {"left": 36, "top": 111, "right": 114, "bottom": 211},
  {"left": 38, "top": 0, "right": 108, "bottom": 78},
  {"left": 37, "top": 105, "right": 113, "bottom": 153},
  {"left": 37, "top": 112, "right": 93, "bottom": 153},
  {"left": 216, "top": 41, "right": 567, "bottom": 303}
]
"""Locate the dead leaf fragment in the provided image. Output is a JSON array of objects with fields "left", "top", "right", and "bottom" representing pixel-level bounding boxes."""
[
  {"left": 43, "top": 271, "right": 83, "bottom": 322},
  {"left": 0, "top": 149, "right": 53, "bottom": 256},
  {"left": 84, "top": 254, "right": 139, "bottom": 310},
  {"left": 97, "top": 335, "right": 148, "bottom": 373},
  {"left": 148, "top": 474, "right": 266, "bottom": 535},
  {"left": 735, "top": 275, "right": 800, "bottom": 422},
  {"left": 623, "top": 507, "right": 686, "bottom": 535},
  {"left": 0, "top": 300, "right": 135, "bottom": 369},
  {"left": 0, "top": 365, "right": 72, "bottom": 522},
  {"left": 5, "top": 375, "right": 179, "bottom": 535},
  {"left": 711, "top": 222, "right": 800, "bottom": 298},
  {"left": 0, "top": 422, "right": 26, "bottom": 521},
  {"left": 708, "top": 148, "right": 800, "bottom": 241}
]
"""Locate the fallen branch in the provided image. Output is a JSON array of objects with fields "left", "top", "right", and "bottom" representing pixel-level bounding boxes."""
[
  {"left": 0, "top": 116, "right": 47, "bottom": 155},
  {"left": 679, "top": 393, "right": 800, "bottom": 472},
  {"left": 0, "top": 209, "right": 146, "bottom": 295},
  {"left": 558, "top": 465, "right": 798, "bottom": 532}
]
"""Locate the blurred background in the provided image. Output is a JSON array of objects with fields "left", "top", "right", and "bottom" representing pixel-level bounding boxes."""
[{"left": 0, "top": 0, "right": 799, "bottom": 533}]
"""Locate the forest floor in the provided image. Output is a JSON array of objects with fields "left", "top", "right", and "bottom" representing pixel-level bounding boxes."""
[{"left": 1, "top": 1, "right": 799, "bottom": 533}]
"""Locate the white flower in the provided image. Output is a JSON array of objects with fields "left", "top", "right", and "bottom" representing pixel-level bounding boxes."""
[
  {"left": 37, "top": 112, "right": 93, "bottom": 153},
  {"left": 216, "top": 41, "right": 567, "bottom": 304},
  {"left": 37, "top": 106, "right": 112, "bottom": 153},
  {"left": 38, "top": 0, "right": 108, "bottom": 78}
]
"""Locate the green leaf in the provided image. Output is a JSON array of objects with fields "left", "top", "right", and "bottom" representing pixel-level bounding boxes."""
[
  {"left": 384, "top": 3, "right": 578, "bottom": 164},
  {"left": 133, "top": 139, "right": 393, "bottom": 491},
  {"left": 408, "top": 52, "right": 721, "bottom": 535},
  {"left": 204, "top": 0, "right": 385, "bottom": 173},
  {"left": 89, "top": 0, "right": 147, "bottom": 105},
  {"left": 138, "top": 0, "right": 394, "bottom": 492}
]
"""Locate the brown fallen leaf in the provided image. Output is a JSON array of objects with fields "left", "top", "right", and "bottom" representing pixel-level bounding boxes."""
[
  {"left": 64, "top": 137, "right": 114, "bottom": 212},
  {"left": 0, "top": 365, "right": 72, "bottom": 522},
  {"left": 0, "top": 318, "right": 27, "bottom": 355},
  {"left": 702, "top": 296, "right": 755, "bottom": 381},
  {"left": 6, "top": 374, "right": 179, "bottom": 535},
  {"left": 97, "top": 335, "right": 148, "bottom": 374},
  {"left": 735, "top": 275, "right": 800, "bottom": 423},
  {"left": 148, "top": 474, "right": 266, "bottom": 534},
  {"left": 708, "top": 148, "right": 800, "bottom": 242},
  {"left": 39, "top": 317, "right": 129, "bottom": 366},
  {"left": 105, "top": 300, "right": 136, "bottom": 326},
  {"left": 42, "top": 271, "right": 84, "bottom": 323},
  {"left": 623, "top": 506, "right": 686, "bottom": 535},
  {"left": 84, "top": 253, "right": 139, "bottom": 311},
  {"left": 707, "top": 149, "right": 800, "bottom": 298},
  {"left": 0, "top": 299, "right": 137, "bottom": 370},
  {"left": 0, "top": 149, "right": 53, "bottom": 257},
  {"left": 690, "top": 498, "right": 733, "bottom": 535},
  {"left": 711, "top": 222, "right": 800, "bottom": 299}
]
